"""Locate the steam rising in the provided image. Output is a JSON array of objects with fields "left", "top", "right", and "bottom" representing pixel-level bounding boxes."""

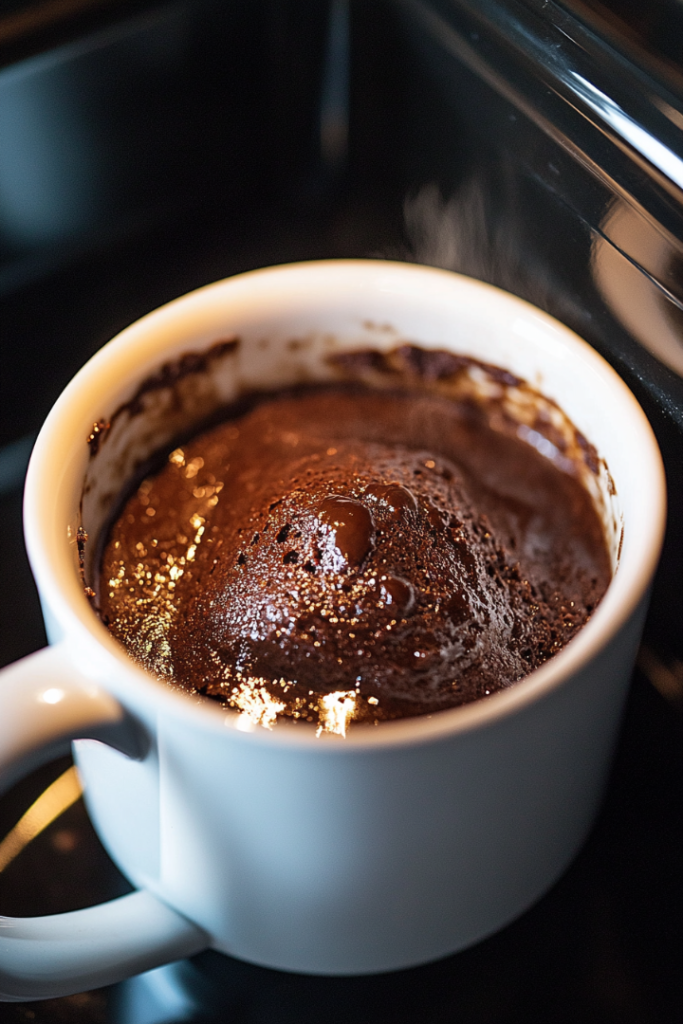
[{"left": 401, "top": 174, "right": 592, "bottom": 333}]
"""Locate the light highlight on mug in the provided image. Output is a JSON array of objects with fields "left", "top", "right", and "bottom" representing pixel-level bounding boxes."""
[{"left": 39, "top": 688, "right": 65, "bottom": 704}]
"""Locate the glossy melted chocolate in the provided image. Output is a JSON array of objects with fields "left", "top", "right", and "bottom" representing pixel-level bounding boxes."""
[{"left": 99, "top": 386, "right": 610, "bottom": 734}]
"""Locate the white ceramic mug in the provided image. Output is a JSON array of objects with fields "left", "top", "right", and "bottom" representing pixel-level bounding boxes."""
[{"left": 0, "top": 261, "right": 666, "bottom": 1001}]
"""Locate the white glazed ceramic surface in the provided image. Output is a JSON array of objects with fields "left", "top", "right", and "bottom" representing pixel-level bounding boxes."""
[{"left": 0, "top": 261, "right": 666, "bottom": 1001}]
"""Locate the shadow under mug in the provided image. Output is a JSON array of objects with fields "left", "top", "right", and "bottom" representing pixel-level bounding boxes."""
[{"left": 0, "top": 261, "right": 666, "bottom": 1001}]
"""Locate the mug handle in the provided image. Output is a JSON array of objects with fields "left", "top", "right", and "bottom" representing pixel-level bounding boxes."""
[{"left": 0, "top": 644, "right": 207, "bottom": 1002}]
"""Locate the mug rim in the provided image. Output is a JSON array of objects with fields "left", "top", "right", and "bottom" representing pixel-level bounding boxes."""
[{"left": 23, "top": 259, "right": 667, "bottom": 750}]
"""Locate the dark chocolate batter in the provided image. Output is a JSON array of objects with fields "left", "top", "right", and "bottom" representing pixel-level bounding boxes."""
[{"left": 99, "top": 387, "right": 610, "bottom": 734}]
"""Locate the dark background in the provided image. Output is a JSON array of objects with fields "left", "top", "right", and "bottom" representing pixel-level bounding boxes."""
[{"left": 0, "top": 1, "right": 681, "bottom": 1019}]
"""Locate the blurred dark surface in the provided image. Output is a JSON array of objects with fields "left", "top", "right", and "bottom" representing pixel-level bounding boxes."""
[{"left": 0, "top": 0, "right": 682, "bottom": 1019}]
